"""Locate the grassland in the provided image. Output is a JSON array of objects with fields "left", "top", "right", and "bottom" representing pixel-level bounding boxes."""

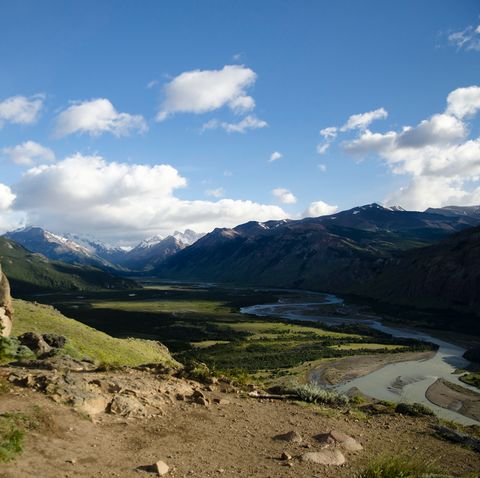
[
  {"left": 12, "top": 299, "right": 177, "bottom": 367},
  {"left": 26, "top": 283, "right": 433, "bottom": 379}
]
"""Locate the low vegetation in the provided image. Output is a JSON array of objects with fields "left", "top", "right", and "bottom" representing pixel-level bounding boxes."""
[
  {"left": 394, "top": 402, "right": 435, "bottom": 417},
  {"left": 11, "top": 299, "right": 177, "bottom": 367},
  {"left": 355, "top": 456, "right": 449, "bottom": 478},
  {"left": 289, "top": 382, "right": 350, "bottom": 406}
]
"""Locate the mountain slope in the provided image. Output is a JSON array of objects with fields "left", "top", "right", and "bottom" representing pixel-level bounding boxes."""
[
  {"left": 358, "top": 225, "right": 480, "bottom": 313},
  {"left": 156, "top": 204, "right": 480, "bottom": 292},
  {"left": 0, "top": 237, "right": 135, "bottom": 295},
  {"left": 4, "top": 227, "right": 119, "bottom": 271}
]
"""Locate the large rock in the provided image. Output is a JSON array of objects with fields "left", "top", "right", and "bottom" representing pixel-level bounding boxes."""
[
  {"left": 109, "top": 394, "right": 146, "bottom": 417},
  {"left": 17, "top": 332, "right": 52, "bottom": 357},
  {"left": 0, "top": 264, "right": 13, "bottom": 337},
  {"left": 274, "top": 430, "right": 303, "bottom": 443},
  {"left": 301, "top": 449, "right": 346, "bottom": 466},
  {"left": 315, "top": 430, "right": 363, "bottom": 452}
]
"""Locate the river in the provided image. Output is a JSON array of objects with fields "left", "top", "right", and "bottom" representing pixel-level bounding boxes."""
[{"left": 241, "top": 292, "right": 479, "bottom": 426}]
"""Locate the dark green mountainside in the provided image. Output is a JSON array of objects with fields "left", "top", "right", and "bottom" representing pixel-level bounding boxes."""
[
  {"left": 156, "top": 204, "right": 480, "bottom": 296},
  {"left": 0, "top": 237, "right": 135, "bottom": 295}
]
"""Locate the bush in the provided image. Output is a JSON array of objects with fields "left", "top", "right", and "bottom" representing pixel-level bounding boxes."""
[
  {"left": 0, "top": 416, "right": 25, "bottom": 462},
  {"left": 395, "top": 402, "right": 434, "bottom": 417},
  {"left": 290, "top": 383, "right": 350, "bottom": 406},
  {"left": 355, "top": 456, "right": 450, "bottom": 478},
  {"left": 0, "top": 337, "right": 34, "bottom": 364}
]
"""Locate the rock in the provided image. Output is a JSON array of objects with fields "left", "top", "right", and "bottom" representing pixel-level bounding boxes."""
[
  {"left": 213, "top": 398, "right": 230, "bottom": 405},
  {"left": 315, "top": 430, "right": 363, "bottom": 452},
  {"left": 154, "top": 460, "right": 169, "bottom": 476},
  {"left": 191, "top": 389, "right": 209, "bottom": 406},
  {"left": 77, "top": 395, "right": 109, "bottom": 416},
  {"left": 0, "top": 265, "right": 13, "bottom": 337},
  {"left": 109, "top": 395, "right": 146, "bottom": 417},
  {"left": 17, "top": 332, "right": 52, "bottom": 357},
  {"left": 280, "top": 452, "right": 292, "bottom": 461},
  {"left": 274, "top": 430, "right": 302, "bottom": 443},
  {"left": 301, "top": 449, "right": 346, "bottom": 466},
  {"left": 42, "top": 333, "right": 67, "bottom": 349}
]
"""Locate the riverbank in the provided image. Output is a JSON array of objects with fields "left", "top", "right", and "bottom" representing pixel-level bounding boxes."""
[
  {"left": 309, "top": 351, "right": 436, "bottom": 386},
  {"left": 426, "top": 379, "right": 480, "bottom": 422}
]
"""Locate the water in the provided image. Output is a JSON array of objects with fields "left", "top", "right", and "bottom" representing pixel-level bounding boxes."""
[{"left": 241, "top": 292, "right": 479, "bottom": 425}]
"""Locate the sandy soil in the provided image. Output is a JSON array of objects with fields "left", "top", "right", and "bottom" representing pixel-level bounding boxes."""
[
  {"left": 308, "top": 351, "right": 435, "bottom": 386},
  {"left": 426, "top": 378, "right": 480, "bottom": 422},
  {"left": 0, "top": 371, "right": 479, "bottom": 478}
]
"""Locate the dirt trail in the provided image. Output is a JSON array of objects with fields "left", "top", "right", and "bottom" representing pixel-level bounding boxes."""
[{"left": 0, "top": 368, "right": 479, "bottom": 478}]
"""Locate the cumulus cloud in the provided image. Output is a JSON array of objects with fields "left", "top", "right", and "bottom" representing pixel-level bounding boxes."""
[
  {"left": 272, "top": 188, "right": 297, "bottom": 204},
  {"left": 342, "top": 85, "right": 480, "bottom": 210},
  {"left": 269, "top": 151, "right": 282, "bottom": 162},
  {"left": 202, "top": 115, "right": 267, "bottom": 134},
  {"left": 448, "top": 23, "right": 480, "bottom": 51},
  {"left": 157, "top": 65, "right": 257, "bottom": 121},
  {"left": 2, "top": 141, "right": 55, "bottom": 166},
  {"left": 320, "top": 127, "right": 338, "bottom": 140},
  {"left": 10, "top": 154, "right": 287, "bottom": 243},
  {"left": 317, "top": 164, "right": 327, "bottom": 172},
  {"left": 316, "top": 143, "right": 330, "bottom": 155},
  {"left": 0, "top": 184, "right": 15, "bottom": 210},
  {"left": 0, "top": 94, "right": 44, "bottom": 128},
  {"left": 302, "top": 200, "right": 338, "bottom": 217},
  {"left": 54, "top": 98, "right": 148, "bottom": 138}
]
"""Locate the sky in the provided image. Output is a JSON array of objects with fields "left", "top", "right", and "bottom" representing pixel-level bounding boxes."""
[{"left": 1, "top": 0, "right": 480, "bottom": 244}]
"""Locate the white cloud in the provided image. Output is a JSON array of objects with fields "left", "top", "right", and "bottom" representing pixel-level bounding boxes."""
[
  {"left": 157, "top": 65, "right": 257, "bottom": 121},
  {"left": 340, "top": 107, "right": 388, "bottom": 132},
  {"left": 317, "top": 164, "right": 327, "bottom": 172},
  {"left": 223, "top": 169, "right": 233, "bottom": 177},
  {"left": 272, "top": 188, "right": 297, "bottom": 204},
  {"left": 320, "top": 127, "right": 338, "bottom": 140},
  {"left": 0, "top": 184, "right": 15, "bottom": 210},
  {"left": 446, "top": 85, "right": 480, "bottom": 119},
  {"left": 205, "top": 187, "right": 225, "bottom": 198},
  {"left": 202, "top": 115, "right": 267, "bottom": 134},
  {"left": 316, "top": 143, "right": 330, "bottom": 155},
  {"left": 448, "top": 23, "right": 480, "bottom": 51},
  {"left": 54, "top": 98, "right": 148, "bottom": 138},
  {"left": 10, "top": 154, "right": 287, "bottom": 243},
  {"left": 0, "top": 94, "right": 44, "bottom": 128},
  {"left": 342, "top": 85, "right": 480, "bottom": 210},
  {"left": 2, "top": 141, "right": 55, "bottom": 166},
  {"left": 269, "top": 151, "right": 282, "bottom": 162},
  {"left": 302, "top": 200, "right": 338, "bottom": 217}
]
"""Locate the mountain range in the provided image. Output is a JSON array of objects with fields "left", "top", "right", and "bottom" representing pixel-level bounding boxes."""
[{"left": 4, "top": 227, "right": 204, "bottom": 272}]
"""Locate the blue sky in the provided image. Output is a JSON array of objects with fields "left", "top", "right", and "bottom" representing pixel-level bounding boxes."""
[{"left": 1, "top": 1, "right": 480, "bottom": 243}]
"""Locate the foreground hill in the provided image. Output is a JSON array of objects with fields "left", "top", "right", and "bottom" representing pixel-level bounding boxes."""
[
  {"left": 0, "top": 237, "right": 135, "bottom": 294},
  {"left": 359, "top": 226, "right": 480, "bottom": 313},
  {"left": 156, "top": 204, "right": 480, "bottom": 293}
]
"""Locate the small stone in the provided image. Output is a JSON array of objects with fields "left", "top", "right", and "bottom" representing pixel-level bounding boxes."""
[
  {"left": 281, "top": 452, "right": 292, "bottom": 461},
  {"left": 274, "top": 430, "right": 302, "bottom": 443},
  {"left": 213, "top": 398, "right": 231, "bottom": 405},
  {"left": 154, "top": 460, "right": 169, "bottom": 476},
  {"left": 66, "top": 458, "right": 77, "bottom": 465}
]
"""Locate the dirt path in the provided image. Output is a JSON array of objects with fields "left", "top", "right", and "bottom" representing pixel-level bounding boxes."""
[
  {"left": 308, "top": 351, "right": 435, "bottom": 386},
  {"left": 0, "top": 370, "right": 479, "bottom": 477}
]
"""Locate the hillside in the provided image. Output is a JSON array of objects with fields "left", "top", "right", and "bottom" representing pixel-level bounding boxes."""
[
  {"left": 156, "top": 204, "right": 480, "bottom": 293},
  {"left": 358, "top": 226, "right": 480, "bottom": 314},
  {"left": 0, "top": 237, "right": 135, "bottom": 295},
  {"left": 11, "top": 299, "right": 176, "bottom": 367}
]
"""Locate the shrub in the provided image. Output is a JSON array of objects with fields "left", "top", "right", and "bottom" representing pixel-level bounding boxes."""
[
  {"left": 0, "top": 337, "right": 34, "bottom": 364},
  {"left": 355, "top": 456, "right": 449, "bottom": 478},
  {"left": 395, "top": 402, "right": 434, "bottom": 417},
  {"left": 290, "top": 383, "right": 350, "bottom": 406},
  {"left": 0, "top": 416, "right": 25, "bottom": 462}
]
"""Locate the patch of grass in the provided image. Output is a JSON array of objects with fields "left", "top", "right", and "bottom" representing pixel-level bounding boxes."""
[
  {"left": 395, "top": 402, "right": 434, "bottom": 417},
  {"left": 12, "top": 299, "right": 178, "bottom": 368},
  {"left": 331, "top": 343, "right": 404, "bottom": 351},
  {"left": 460, "top": 372, "right": 480, "bottom": 390},
  {"left": 355, "top": 456, "right": 449, "bottom": 478},
  {"left": 0, "top": 414, "right": 26, "bottom": 462}
]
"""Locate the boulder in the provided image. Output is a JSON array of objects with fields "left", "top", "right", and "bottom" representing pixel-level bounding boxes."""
[
  {"left": 301, "top": 449, "right": 346, "bottom": 466},
  {"left": 315, "top": 430, "right": 363, "bottom": 452},
  {"left": 274, "top": 430, "right": 303, "bottom": 443},
  {"left": 191, "top": 389, "right": 209, "bottom": 406},
  {"left": 109, "top": 394, "right": 146, "bottom": 417},
  {"left": 42, "top": 333, "right": 67, "bottom": 349},
  {"left": 17, "top": 332, "right": 52, "bottom": 357},
  {"left": 0, "top": 265, "right": 13, "bottom": 337}
]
